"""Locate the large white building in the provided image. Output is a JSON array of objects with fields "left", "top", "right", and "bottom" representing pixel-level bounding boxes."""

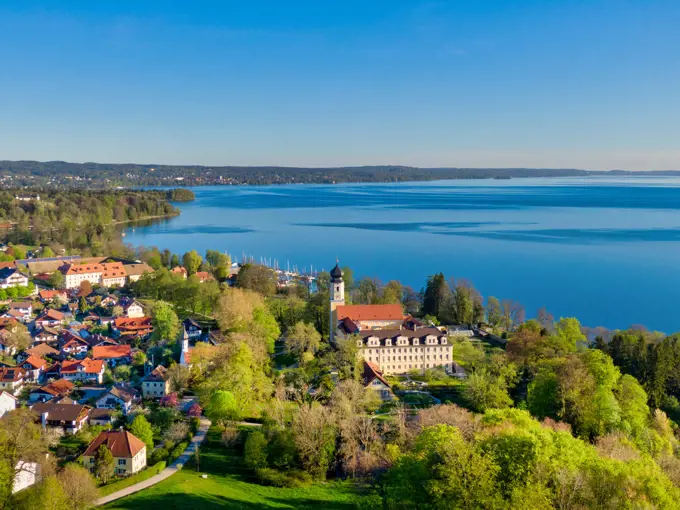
[
  {"left": 330, "top": 262, "right": 454, "bottom": 375},
  {"left": 0, "top": 268, "right": 29, "bottom": 289},
  {"left": 59, "top": 262, "right": 127, "bottom": 289}
]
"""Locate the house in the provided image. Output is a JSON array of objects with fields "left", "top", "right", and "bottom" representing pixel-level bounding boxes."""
[
  {"left": 88, "top": 408, "right": 115, "bottom": 426},
  {"left": 29, "top": 379, "right": 74, "bottom": 403},
  {"left": 123, "top": 262, "right": 154, "bottom": 283},
  {"left": 361, "top": 361, "right": 395, "bottom": 401},
  {"left": 0, "top": 390, "right": 17, "bottom": 417},
  {"left": 141, "top": 365, "right": 170, "bottom": 399},
  {"left": 82, "top": 430, "right": 147, "bottom": 476},
  {"left": 22, "top": 343, "right": 60, "bottom": 361},
  {"left": 31, "top": 401, "right": 90, "bottom": 434},
  {"left": 6, "top": 302, "right": 32, "bottom": 322},
  {"left": 113, "top": 317, "right": 153, "bottom": 338},
  {"left": 32, "top": 327, "right": 59, "bottom": 344},
  {"left": 1, "top": 309, "right": 25, "bottom": 323},
  {"left": 93, "top": 344, "right": 131, "bottom": 367},
  {"left": 0, "top": 367, "right": 25, "bottom": 395},
  {"left": 195, "top": 271, "right": 213, "bottom": 283},
  {"left": 59, "top": 332, "right": 89, "bottom": 358},
  {"left": 60, "top": 358, "right": 105, "bottom": 384},
  {"left": 35, "top": 309, "right": 65, "bottom": 328},
  {"left": 38, "top": 289, "right": 68, "bottom": 303},
  {"left": 21, "top": 355, "right": 48, "bottom": 382},
  {"left": 183, "top": 318, "right": 202, "bottom": 340},
  {"left": 170, "top": 266, "right": 188, "bottom": 279},
  {"left": 85, "top": 334, "right": 119, "bottom": 349},
  {"left": 96, "top": 386, "right": 137, "bottom": 415},
  {"left": 100, "top": 294, "right": 118, "bottom": 308},
  {"left": 0, "top": 267, "right": 29, "bottom": 289},
  {"left": 119, "top": 297, "right": 144, "bottom": 318}
]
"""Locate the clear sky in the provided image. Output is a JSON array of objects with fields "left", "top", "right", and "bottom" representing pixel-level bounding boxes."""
[{"left": 1, "top": 1, "right": 679, "bottom": 169}]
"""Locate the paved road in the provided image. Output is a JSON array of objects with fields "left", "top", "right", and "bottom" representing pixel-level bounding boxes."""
[{"left": 95, "top": 417, "right": 211, "bottom": 507}]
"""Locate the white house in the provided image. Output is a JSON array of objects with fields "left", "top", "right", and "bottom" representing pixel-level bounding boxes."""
[
  {"left": 96, "top": 386, "right": 136, "bottom": 415},
  {"left": 0, "top": 268, "right": 29, "bottom": 289},
  {"left": 0, "top": 390, "right": 17, "bottom": 417}
]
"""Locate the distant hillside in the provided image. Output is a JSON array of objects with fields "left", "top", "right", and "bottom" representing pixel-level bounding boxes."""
[{"left": 1, "top": 160, "right": 678, "bottom": 188}]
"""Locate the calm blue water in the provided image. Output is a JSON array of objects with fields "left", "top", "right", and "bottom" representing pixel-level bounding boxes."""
[{"left": 125, "top": 177, "right": 680, "bottom": 332}]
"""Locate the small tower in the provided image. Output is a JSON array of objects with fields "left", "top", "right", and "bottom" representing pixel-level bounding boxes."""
[
  {"left": 179, "top": 328, "right": 190, "bottom": 366},
  {"left": 329, "top": 261, "right": 345, "bottom": 342}
]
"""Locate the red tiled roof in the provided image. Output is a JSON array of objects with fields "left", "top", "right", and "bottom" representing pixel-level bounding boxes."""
[
  {"left": 24, "top": 355, "right": 48, "bottom": 370},
  {"left": 93, "top": 344, "right": 131, "bottom": 359},
  {"left": 0, "top": 367, "right": 24, "bottom": 382},
  {"left": 335, "top": 304, "right": 404, "bottom": 321},
  {"left": 38, "top": 379, "right": 74, "bottom": 397},
  {"left": 101, "top": 262, "right": 126, "bottom": 279},
  {"left": 38, "top": 309, "right": 65, "bottom": 321},
  {"left": 60, "top": 358, "right": 104, "bottom": 374},
  {"left": 61, "top": 263, "right": 104, "bottom": 275},
  {"left": 114, "top": 317, "right": 152, "bottom": 331},
  {"left": 83, "top": 430, "right": 146, "bottom": 458},
  {"left": 362, "top": 361, "right": 391, "bottom": 389},
  {"left": 25, "top": 343, "right": 60, "bottom": 357},
  {"left": 39, "top": 290, "right": 67, "bottom": 300}
]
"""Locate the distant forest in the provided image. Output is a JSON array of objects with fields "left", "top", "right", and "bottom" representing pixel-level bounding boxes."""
[{"left": 2, "top": 160, "right": 679, "bottom": 188}]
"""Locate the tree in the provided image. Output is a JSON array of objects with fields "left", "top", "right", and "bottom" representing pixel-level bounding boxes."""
[
  {"left": 165, "top": 422, "right": 189, "bottom": 443},
  {"left": 170, "top": 254, "right": 180, "bottom": 268},
  {"left": 94, "top": 444, "right": 114, "bottom": 483},
  {"left": 463, "top": 368, "right": 514, "bottom": 412},
  {"left": 57, "top": 464, "right": 99, "bottom": 510},
  {"left": 111, "top": 305, "right": 124, "bottom": 317},
  {"left": 2, "top": 322, "right": 31, "bottom": 352},
  {"left": 48, "top": 271, "right": 64, "bottom": 289},
  {"left": 422, "top": 273, "right": 450, "bottom": 321},
  {"left": 182, "top": 250, "right": 203, "bottom": 276},
  {"left": 132, "top": 351, "right": 147, "bottom": 368},
  {"left": 0, "top": 408, "right": 47, "bottom": 508},
  {"left": 78, "top": 296, "right": 89, "bottom": 313},
  {"left": 113, "top": 364, "right": 131, "bottom": 382},
  {"left": 292, "top": 404, "right": 336, "bottom": 479},
  {"left": 205, "top": 390, "right": 240, "bottom": 427},
  {"left": 151, "top": 301, "right": 179, "bottom": 344},
  {"left": 167, "top": 363, "right": 190, "bottom": 393},
  {"left": 554, "top": 317, "right": 587, "bottom": 353},
  {"left": 187, "top": 403, "right": 202, "bottom": 417},
  {"left": 381, "top": 280, "right": 403, "bottom": 304},
  {"left": 236, "top": 264, "right": 276, "bottom": 296},
  {"left": 244, "top": 431, "right": 268, "bottom": 470},
  {"left": 160, "top": 392, "right": 179, "bottom": 407},
  {"left": 129, "top": 415, "right": 154, "bottom": 452},
  {"left": 286, "top": 322, "right": 321, "bottom": 363},
  {"left": 205, "top": 250, "right": 230, "bottom": 269},
  {"left": 26, "top": 475, "right": 70, "bottom": 510},
  {"left": 78, "top": 280, "right": 93, "bottom": 297},
  {"left": 42, "top": 246, "right": 55, "bottom": 257}
]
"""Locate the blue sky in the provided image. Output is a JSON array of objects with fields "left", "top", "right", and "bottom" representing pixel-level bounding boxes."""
[{"left": 1, "top": 1, "right": 679, "bottom": 169}]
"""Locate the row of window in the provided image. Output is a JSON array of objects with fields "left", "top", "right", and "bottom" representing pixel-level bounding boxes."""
[
  {"left": 364, "top": 337, "right": 447, "bottom": 347},
  {"left": 368, "top": 354, "right": 449, "bottom": 362},
  {"left": 382, "top": 363, "right": 447, "bottom": 372},
  {"left": 363, "top": 347, "right": 448, "bottom": 354}
]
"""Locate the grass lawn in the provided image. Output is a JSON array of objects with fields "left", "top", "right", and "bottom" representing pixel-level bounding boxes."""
[{"left": 104, "top": 427, "right": 374, "bottom": 510}]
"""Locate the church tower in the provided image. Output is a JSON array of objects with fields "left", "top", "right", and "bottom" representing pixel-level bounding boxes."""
[
  {"left": 329, "top": 262, "right": 345, "bottom": 342},
  {"left": 179, "top": 328, "right": 190, "bottom": 366}
]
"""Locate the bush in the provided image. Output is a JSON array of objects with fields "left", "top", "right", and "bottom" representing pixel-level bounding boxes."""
[
  {"left": 190, "top": 417, "right": 201, "bottom": 435},
  {"left": 163, "top": 439, "right": 176, "bottom": 451},
  {"left": 169, "top": 441, "right": 188, "bottom": 463},
  {"left": 150, "top": 448, "right": 168, "bottom": 465},
  {"left": 244, "top": 431, "right": 269, "bottom": 470},
  {"left": 255, "top": 468, "right": 312, "bottom": 488}
]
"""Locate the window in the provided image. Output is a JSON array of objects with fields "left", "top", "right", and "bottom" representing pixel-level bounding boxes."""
[{"left": 118, "top": 459, "right": 126, "bottom": 465}]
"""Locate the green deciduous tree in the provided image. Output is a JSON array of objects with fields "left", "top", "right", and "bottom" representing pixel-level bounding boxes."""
[
  {"left": 182, "top": 250, "right": 203, "bottom": 276},
  {"left": 151, "top": 301, "right": 179, "bottom": 344},
  {"left": 129, "top": 415, "right": 154, "bottom": 452},
  {"left": 94, "top": 445, "right": 114, "bottom": 483}
]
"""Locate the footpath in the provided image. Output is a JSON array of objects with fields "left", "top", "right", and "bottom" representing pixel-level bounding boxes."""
[{"left": 95, "top": 417, "right": 211, "bottom": 506}]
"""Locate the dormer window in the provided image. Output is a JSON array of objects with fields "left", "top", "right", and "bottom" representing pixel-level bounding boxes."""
[
  {"left": 385, "top": 339, "right": 392, "bottom": 346},
  {"left": 356, "top": 339, "right": 363, "bottom": 348},
  {"left": 413, "top": 338, "right": 419, "bottom": 345},
  {"left": 441, "top": 337, "right": 447, "bottom": 344}
]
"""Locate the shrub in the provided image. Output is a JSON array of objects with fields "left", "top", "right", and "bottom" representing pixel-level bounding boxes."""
[
  {"left": 244, "top": 431, "right": 268, "bottom": 470},
  {"left": 255, "top": 468, "right": 313, "bottom": 488},
  {"left": 169, "top": 441, "right": 188, "bottom": 463},
  {"left": 150, "top": 448, "right": 169, "bottom": 465},
  {"left": 189, "top": 417, "right": 201, "bottom": 435}
]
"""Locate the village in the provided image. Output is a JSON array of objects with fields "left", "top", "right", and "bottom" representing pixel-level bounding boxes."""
[{"left": 0, "top": 248, "right": 491, "bottom": 504}]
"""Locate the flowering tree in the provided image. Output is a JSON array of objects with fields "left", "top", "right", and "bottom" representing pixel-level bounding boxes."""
[
  {"left": 160, "top": 392, "right": 179, "bottom": 407},
  {"left": 187, "top": 403, "right": 202, "bottom": 417}
]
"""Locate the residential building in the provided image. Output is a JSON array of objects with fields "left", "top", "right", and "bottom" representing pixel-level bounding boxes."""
[
  {"left": 38, "top": 289, "right": 68, "bottom": 303},
  {"left": 6, "top": 302, "right": 32, "bottom": 321},
  {"left": 113, "top": 316, "right": 153, "bottom": 338},
  {"left": 0, "top": 267, "right": 29, "bottom": 289},
  {"left": 59, "top": 331, "right": 89, "bottom": 358},
  {"left": 141, "top": 365, "right": 170, "bottom": 399},
  {"left": 0, "top": 390, "right": 17, "bottom": 417},
  {"left": 34, "top": 309, "right": 65, "bottom": 328},
  {"left": 93, "top": 344, "right": 131, "bottom": 367},
  {"left": 195, "top": 271, "right": 213, "bottom": 283},
  {"left": 96, "top": 386, "right": 137, "bottom": 415},
  {"left": 82, "top": 430, "right": 147, "bottom": 476},
  {"left": 31, "top": 402, "right": 90, "bottom": 434},
  {"left": 88, "top": 408, "right": 115, "bottom": 426},
  {"left": 361, "top": 361, "right": 395, "bottom": 401},
  {"left": 29, "top": 379, "right": 74, "bottom": 403},
  {"left": 119, "top": 297, "right": 144, "bottom": 318},
  {"left": 183, "top": 318, "right": 202, "bottom": 340},
  {"left": 0, "top": 367, "right": 25, "bottom": 395},
  {"left": 59, "top": 261, "right": 127, "bottom": 289},
  {"left": 170, "top": 266, "right": 188, "bottom": 279},
  {"left": 22, "top": 343, "right": 60, "bottom": 361},
  {"left": 21, "top": 355, "right": 48, "bottom": 382},
  {"left": 123, "top": 262, "right": 154, "bottom": 283},
  {"left": 32, "top": 327, "right": 59, "bottom": 344},
  {"left": 101, "top": 262, "right": 127, "bottom": 287},
  {"left": 60, "top": 358, "right": 105, "bottom": 384}
]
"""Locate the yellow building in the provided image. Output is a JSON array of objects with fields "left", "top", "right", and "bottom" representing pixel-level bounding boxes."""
[{"left": 82, "top": 430, "right": 147, "bottom": 476}]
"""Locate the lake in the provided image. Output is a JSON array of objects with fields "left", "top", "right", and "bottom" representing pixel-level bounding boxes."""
[{"left": 124, "top": 177, "right": 680, "bottom": 332}]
